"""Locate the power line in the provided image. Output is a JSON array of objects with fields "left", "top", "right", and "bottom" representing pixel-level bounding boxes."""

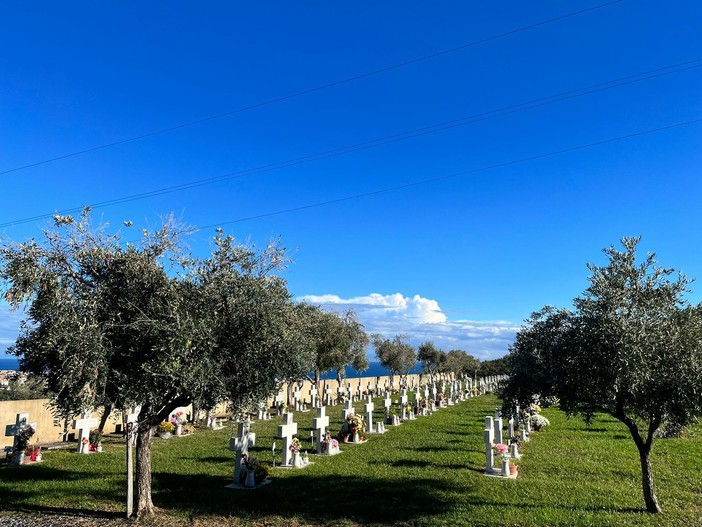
[
  {"left": 180, "top": 117, "right": 702, "bottom": 233},
  {"left": 0, "top": 0, "right": 625, "bottom": 178},
  {"left": 1, "top": 57, "right": 697, "bottom": 230}
]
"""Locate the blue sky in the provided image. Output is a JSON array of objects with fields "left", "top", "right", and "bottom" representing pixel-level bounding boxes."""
[{"left": 1, "top": 1, "right": 701, "bottom": 361}]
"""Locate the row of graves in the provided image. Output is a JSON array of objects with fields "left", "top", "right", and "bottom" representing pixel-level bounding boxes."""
[
  {"left": 263, "top": 375, "right": 507, "bottom": 418},
  {"left": 228, "top": 376, "right": 507, "bottom": 489},
  {"left": 3, "top": 405, "right": 229, "bottom": 466},
  {"left": 483, "top": 403, "right": 547, "bottom": 479}
]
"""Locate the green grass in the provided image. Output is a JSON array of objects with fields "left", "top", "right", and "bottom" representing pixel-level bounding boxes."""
[{"left": 1, "top": 395, "right": 701, "bottom": 526}]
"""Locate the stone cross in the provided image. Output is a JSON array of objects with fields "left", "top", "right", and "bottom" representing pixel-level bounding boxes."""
[
  {"left": 508, "top": 417, "right": 515, "bottom": 439},
  {"left": 364, "top": 395, "right": 374, "bottom": 432},
  {"left": 341, "top": 400, "right": 354, "bottom": 421},
  {"left": 484, "top": 426, "right": 496, "bottom": 474},
  {"left": 312, "top": 406, "right": 329, "bottom": 454},
  {"left": 277, "top": 412, "right": 298, "bottom": 466},
  {"left": 5, "top": 413, "right": 37, "bottom": 454},
  {"left": 383, "top": 393, "right": 392, "bottom": 415},
  {"left": 337, "top": 385, "right": 345, "bottom": 404},
  {"left": 309, "top": 385, "right": 318, "bottom": 408},
  {"left": 73, "top": 411, "right": 98, "bottom": 454},
  {"left": 293, "top": 388, "right": 301, "bottom": 411},
  {"left": 414, "top": 388, "right": 421, "bottom": 407},
  {"left": 400, "top": 390, "right": 408, "bottom": 420},
  {"left": 494, "top": 415, "right": 503, "bottom": 445},
  {"left": 230, "top": 420, "right": 256, "bottom": 483},
  {"left": 356, "top": 384, "right": 362, "bottom": 400},
  {"left": 325, "top": 386, "right": 332, "bottom": 406}
]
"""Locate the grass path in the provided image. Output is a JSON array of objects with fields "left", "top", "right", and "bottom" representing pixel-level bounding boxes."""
[{"left": 1, "top": 395, "right": 700, "bottom": 526}]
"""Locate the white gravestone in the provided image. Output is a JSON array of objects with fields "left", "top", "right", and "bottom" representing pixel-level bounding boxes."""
[
  {"left": 484, "top": 426, "right": 496, "bottom": 475},
  {"left": 494, "top": 416, "right": 503, "bottom": 445},
  {"left": 229, "top": 420, "right": 256, "bottom": 484},
  {"left": 312, "top": 406, "right": 330, "bottom": 454},
  {"left": 341, "top": 400, "right": 354, "bottom": 421},
  {"left": 309, "top": 386, "right": 318, "bottom": 409},
  {"left": 293, "top": 389, "right": 301, "bottom": 412},
  {"left": 400, "top": 390, "right": 408, "bottom": 420},
  {"left": 277, "top": 412, "right": 298, "bottom": 467},
  {"left": 5, "top": 413, "right": 37, "bottom": 455},
  {"left": 73, "top": 411, "right": 98, "bottom": 454},
  {"left": 383, "top": 393, "right": 392, "bottom": 415},
  {"left": 508, "top": 417, "right": 515, "bottom": 439},
  {"left": 364, "top": 395, "right": 374, "bottom": 433},
  {"left": 325, "top": 387, "right": 333, "bottom": 406}
]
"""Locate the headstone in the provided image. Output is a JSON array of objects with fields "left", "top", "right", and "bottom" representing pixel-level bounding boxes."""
[
  {"left": 325, "top": 386, "right": 333, "bottom": 406},
  {"left": 508, "top": 417, "right": 515, "bottom": 439},
  {"left": 72, "top": 411, "right": 98, "bottom": 454},
  {"left": 364, "top": 395, "right": 374, "bottom": 433},
  {"left": 494, "top": 416, "right": 503, "bottom": 445},
  {"left": 5, "top": 413, "right": 37, "bottom": 455},
  {"left": 484, "top": 427, "right": 496, "bottom": 474},
  {"left": 277, "top": 412, "right": 298, "bottom": 467},
  {"left": 383, "top": 393, "right": 392, "bottom": 415},
  {"left": 510, "top": 442, "right": 521, "bottom": 460},
  {"left": 309, "top": 385, "right": 318, "bottom": 409},
  {"left": 312, "top": 406, "right": 329, "bottom": 454},
  {"left": 341, "top": 400, "right": 354, "bottom": 421},
  {"left": 293, "top": 388, "right": 301, "bottom": 412},
  {"left": 229, "top": 420, "right": 256, "bottom": 484},
  {"left": 400, "top": 390, "right": 408, "bottom": 420}
]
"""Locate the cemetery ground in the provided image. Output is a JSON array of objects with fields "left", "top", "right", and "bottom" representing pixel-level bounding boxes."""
[{"left": 1, "top": 395, "right": 701, "bottom": 527}]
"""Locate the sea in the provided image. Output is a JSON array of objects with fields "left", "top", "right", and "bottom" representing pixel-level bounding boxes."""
[
  {"left": 0, "top": 357, "right": 18, "bottom": 371},
  {"left": 0, "top": 356, "right": 420, "bottom": 379}
]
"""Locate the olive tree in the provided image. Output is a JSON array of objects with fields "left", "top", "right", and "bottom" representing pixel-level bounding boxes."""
[
  {"left": 417, "top": 341, "right": 445, "bottom": 384},
  {"left": 371, "top": 334, "right": 416, "bottom": 387},
  {"left": 0, "top": 211, "right": 313, "bottom": 518},
  {"left": 503, "top": 237, "right": 702, "bottom": 513}
]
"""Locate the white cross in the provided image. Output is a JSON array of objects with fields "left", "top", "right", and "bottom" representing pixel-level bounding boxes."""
[
  {"left": 341, "top": 400, "right": 354, "bottom": 421},
  {"left": 5, "top": 413, "right": 37, "bottom": 453},
  {"left": 72, "top": 411, "right": 98, "bottom": 454},
  {"left": 230, "top": 420, "right": 256, "bottom": 483},
  {"left": 364, "top": 395, "right": 374, "bottom": 432},
  {"left": 277, "top": 412, "right": 298, "bottom": 466},
  {"left": 312, "top": 406, "right": 330, "bottom": 454},
  {"left": 383, "top": 393, "right": 392, "bottom": 415},
  {"left": 309, "top": 385, "right": 318, "bottom": 408}
]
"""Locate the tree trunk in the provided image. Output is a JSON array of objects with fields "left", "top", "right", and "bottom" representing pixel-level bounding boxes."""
[
  {"left": 98, "top": 404, "right": 112, "bottom": 432},
  {"left": 135, "top": 425, "right": 156, "bottom": 518},
  {"left": 638, "top": 444, "right": 662, "bottom": 513}
]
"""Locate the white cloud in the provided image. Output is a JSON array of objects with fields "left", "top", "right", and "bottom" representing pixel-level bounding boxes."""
[{"left": 296, "top": 292, "right": 520, "bottom": 360}]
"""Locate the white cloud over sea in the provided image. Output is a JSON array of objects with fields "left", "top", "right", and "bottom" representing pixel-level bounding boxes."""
[{"left": 297, "top": 293, "right": 520, "bottom": 360}]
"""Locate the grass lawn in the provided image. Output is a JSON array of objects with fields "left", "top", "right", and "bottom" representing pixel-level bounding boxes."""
[{"left": 1, "top": 394, "right": 701, "bottom": 526}]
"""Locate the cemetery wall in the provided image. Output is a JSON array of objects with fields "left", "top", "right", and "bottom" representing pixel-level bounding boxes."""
[{"left": 269, "top": 372, "right": 447, "bottom": 407}]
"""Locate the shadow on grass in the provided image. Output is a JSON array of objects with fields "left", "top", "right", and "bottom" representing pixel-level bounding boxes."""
[{"left": 151, "top": 470, "right": 457, "bottom": 524}]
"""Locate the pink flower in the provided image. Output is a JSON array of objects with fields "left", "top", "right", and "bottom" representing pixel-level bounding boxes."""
[{"left": 494, "top": 443, "right": 508, "bottom": 455}]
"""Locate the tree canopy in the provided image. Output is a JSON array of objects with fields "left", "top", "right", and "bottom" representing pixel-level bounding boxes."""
[
  {"left": 502, "top": 237, "right": 702, "bottom": 513},
  {"left": 0, "top": 210, "right": 314, "bottom": 517},
  {"left": 371, "top": 334, "right": 416, "bottom": 385},
  {"left": 417, "top": 341, "right": 445, "bottom": 383}
]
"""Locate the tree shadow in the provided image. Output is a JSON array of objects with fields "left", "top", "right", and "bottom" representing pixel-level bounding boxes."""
[{"left": 152, "top": 470, "right": 457, "bottom": 524}]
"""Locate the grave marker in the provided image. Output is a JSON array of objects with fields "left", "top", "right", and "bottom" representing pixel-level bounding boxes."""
[
  {"left": 72, "top": 411, "right": 98, "bottom": 454},
  {"left": 277, "top": 412, "right": 298, "bottom": 467},
  {"left": 312, "top": 406, "right": 329, "bottom": 454}
]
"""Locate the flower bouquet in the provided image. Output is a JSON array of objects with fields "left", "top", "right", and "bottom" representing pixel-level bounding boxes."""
[
  {"left": 320, "top": 430, "right": 339, "bottom": 454},
  {"left": 89, "top": 429, "right": 103, "bottom": 452}
]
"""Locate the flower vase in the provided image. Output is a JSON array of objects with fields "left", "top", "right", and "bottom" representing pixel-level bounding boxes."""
[
  {"left": 352, "top": 432, "right": 359, "bottom": 443},
  {"left": 501, "top": 459, "right": 510, "bottom": 477},
  {"left": 14, "top": 452, "right": 25, "bottom": 465},
  {"left": 96, "top": 444, "right": 103, "bottom": 453},
  {"left": 292, "top": 451, "right": 303, "bottom": 468},
  {"left": 245, "top": 469, "right": 256, "bottom": 488},
  {"left": 159, "top": 432, "right": 172, "bottom": 439},
  {"left": 35, "top": 454, "right": 42, "bottom": 462},
  {"left": 175, "top": 424, "right": 182, "bottom": 436}
]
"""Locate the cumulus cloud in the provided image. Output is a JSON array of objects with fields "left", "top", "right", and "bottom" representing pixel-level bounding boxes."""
[{"left": 296, "top": 293, "right": 520, "bottom": 360}]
